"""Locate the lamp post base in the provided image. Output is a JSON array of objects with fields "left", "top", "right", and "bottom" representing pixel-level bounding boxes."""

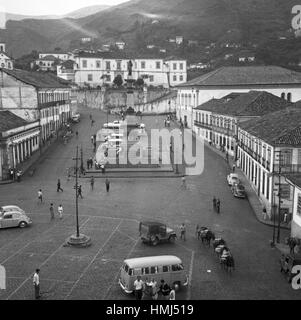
[{"left": 65, "top": 233, "right": 91, "bottom": 248}]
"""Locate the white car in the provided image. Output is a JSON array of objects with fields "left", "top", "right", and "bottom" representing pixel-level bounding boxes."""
[
  {"left": 227, "top": 173, "right": 240, "bottom": 186},
  {"left": 0, "top": 210, "right": 32, "bottom": 229},
  {"left": 72, "top": 113, "right": 80, "bottom": 122},
  {"left": 1, "top": 205, "right": 25, "bottom": 215}
]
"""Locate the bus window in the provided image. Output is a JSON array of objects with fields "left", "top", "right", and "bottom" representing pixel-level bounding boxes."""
[
  {"left": 142, "top": 267, "right": 150, "bottom": 275},
  {"left": 128, "top": 268, "right": 133, "bottom": 276},
  {"left": 162, "top": 265, "right": 169, "bottom": 272},
  {"left": 134, "top": 268, "right": 141, "bottom": 275},
  {"left": 150, "top": 266, "right": 158, "bottom": 274},
  {"left": 124, "top": 264, "right": 129, "bottom": 273},
  {"left": 172, "top": 264, "right": 184, "bottom": 271}
]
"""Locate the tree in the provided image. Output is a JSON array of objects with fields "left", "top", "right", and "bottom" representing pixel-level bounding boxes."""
[
  {"left": 136, "top": 77, "right": 144, "bottom": 87},
  {"left": 113, "top": 74, "right": 123, "bottom": 87}
]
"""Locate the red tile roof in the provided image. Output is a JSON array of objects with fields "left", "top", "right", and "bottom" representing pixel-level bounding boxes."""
[
  {"left": 179, "top": 66, "right": 301, "bottom": 87},
  {"left": 0, "top": 111, "right": 31, "bottom": 133}
]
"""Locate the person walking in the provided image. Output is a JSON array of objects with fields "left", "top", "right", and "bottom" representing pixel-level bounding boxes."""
[
  {"left": 216, "top": 198, "right": 220, "bottom": 213},
  {"left": 57, "top": 179, "right": 63, "bottom": 192},
  {"left": 33, "top": 269, "right": 41, "bottom": 300},
  {"left": 169, "top": 284, "right": 176, "bottom": 300},
  {"left": 75, "top": 131, "right": 79, "bottom": 139},
  {"left": 181, "top": 176, "right": 186, "bottom": 189},
  {"left": 86, "top": 159, "right": 90, "bottom": 170},
  {"left": 58, "top": 204, "right": 63, "bottom": 219},
  {"left": 105, "top": 178, "right": 110, "bottom": 192},
  {"left": 213, "top": 196, "right": 217, "bottom": 212},
  {"left": 17, "top": 170, "right": 21, "bottom": 182},
  {"left": 149, "top": 278, "right": 158, "bottom": 300},
  {"left": 91, "top": 135, "right": 94, "bottom": 145},
  {"left": 159, "top": 280, "right": 170, "bottom": 300},
  {"left": 90, "top": 176, "right": 95, "bottom": 190},
  {"left": 232, "top": 163, "right": 236, "bottom": 172},
  {"left": 133, "top": 276, "right": 144, "bottom": 300},
  {"left": 50, "top": 203, "right": 55, "bottom": 220},
  {"left": 180, "top": 223, "right": 186, "bottom": 241},
  {"left": 78, "top": 185, "right": 83, "bottom": 198},
  {"left": 38, "top": 189, "right": 43, "bottom": 203}
]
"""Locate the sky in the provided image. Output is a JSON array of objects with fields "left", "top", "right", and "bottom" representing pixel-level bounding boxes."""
[{"left": 0, "top": 0, "right": 129, "bottom": 16}]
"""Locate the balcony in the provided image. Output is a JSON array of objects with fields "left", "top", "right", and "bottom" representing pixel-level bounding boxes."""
[
  {"left": 39, "top": 100, "right": 70, "bottom": 108},
  {"left": 194, "top": 120, "right": 212, "bottom": 130}
]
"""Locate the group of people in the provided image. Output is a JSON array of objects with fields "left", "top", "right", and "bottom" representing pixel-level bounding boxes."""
[
  {"left": 49, "top": 203, "right": 64, "bottom": 220},
  {"left": 212, "top": 196, "right": 221, "bottom": 213},
  {"left": 133, "top": 276, "right": 176, "bottom": 300},
  {"left": 8, "top": 168, "right": 22, "bottom": 182}
]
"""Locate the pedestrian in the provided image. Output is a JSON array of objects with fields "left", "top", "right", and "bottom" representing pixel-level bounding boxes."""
[
  {"left": 91, "top": 135, "right": 94, "bottom": 145},
  {"left": 78, "top": 185, "right": 83, "bottom": 198},
  {"left": 180, "top": 223, "right": 186, "bottom": 241},
  {"left": 33, "top": 269, "right": 41, "bottom": 300},
  {"left": 17, "top": 170, "right": 21, "bottom": 182},
  {"left": 90, "top": 176, "right": 95, "bottom": 190},
  {"left": 93, "top": 141, "right": 96, "bottom": 153},
  {"left": 149, "top": 278, "right": 158, "bottom": 300},
  {"left": 38, "top": 189, "right": 43, "bottom": 203},
  {"left": 159, "top": 279, "right": 170, "bottom": 300},
  {"left": 67, "top": 167, "right": 71, "bottom": 181},
  {"left": 50, "top": 203, "right": 54, "bottom": 220},
  {"left": 101, "top": 164, "right": 105, "bottom": 174},
  {"left": 133, "top": 275, "right": 144, "bottom": 300},
  {"left": 181, "top": 176, "right": 186, "bottom": 189},
  {"left": 57, "top": 179, "right": 63, "bottom": 192},
  {"left": 76, "top": 131, "right": 78, "bottom": 139},
  {"left": 58, "top": 204, "right": 63, "bottom": 219},
  {"left": 9, "top": 168, "right": 14, "bottom": 180},
  {"left": 169, "top": 284, "right": 176, "bottom": 300},
  {"left": 216, "top": 198, "right": 220, "bottom": 213},
  {"left": 213, "top": 196, "right": 217, "bottom": 211},
  {"left": 93, "top": 134, "right": 96, "bottom": 143},
  {"left": 105, "top": 178, "right": 110, "bottom": 192},
  {"left": 262, "top": 207, "right": 267, "bottom": 220},
  {"left": 232, "top": 163, "right": 236, "bottom": 172},
  {"left": 91, "top": 119, "right": 95, "bottom": 127}
]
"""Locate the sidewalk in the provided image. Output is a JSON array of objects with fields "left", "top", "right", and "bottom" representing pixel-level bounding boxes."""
[{"left": 203, "top": 140, "right": 290, "bottom": 231}]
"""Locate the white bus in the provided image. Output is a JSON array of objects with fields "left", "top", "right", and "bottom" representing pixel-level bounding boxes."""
[{"left": 119, "top": 255, "right": 188, "bottom": 294}]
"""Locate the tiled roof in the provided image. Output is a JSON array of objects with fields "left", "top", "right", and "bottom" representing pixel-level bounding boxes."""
[
  {"left": 216, "top": 91, "right": 293, "bottom": 116},
  {"left": 60, "top": 60, "right": 76, "bottom": 69},
  {"left": 1, "top": 68, "right": 71, "bottom": 89},
  {"left": 195, "top": 91, "right": 293, "bottom": 116},
  {"left": 38, "top": 55, "right": 58, "bottom": 61},
  {"left": 285, "top": 174, "right": 301, "bottom": 188},
  {"left": 0, "top": 111, "right": 29, "bottom": 133},
  {"left": 178, "top": 66, "right": 301, "bottom": 87},
  {"left": 239, "top": 107, "right": 301, "bottom": 146}
]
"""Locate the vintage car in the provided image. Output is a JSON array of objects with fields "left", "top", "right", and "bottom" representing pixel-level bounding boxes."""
[
  {"left": 71, "top": 113, "right": 81, "bottom": 123},
  {"left": 0, "top": 210, "right": 32, "bottom": 229},
  {"left": 231, "top": 183, "right": 247, "bottom": 198},
  {"left": 139, "top": 221, "right": 177, "bottom": 246},
  {"left": 227, "top": 173, "right": 240, "bottom": 186}
]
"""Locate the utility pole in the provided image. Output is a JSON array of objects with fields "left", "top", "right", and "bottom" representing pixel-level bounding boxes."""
[
  {"left": 277, "top": 165, "right": 282, "bottom": 243},
  {"left": 74, "top": 146, "right": 80, "bottom": 238}
]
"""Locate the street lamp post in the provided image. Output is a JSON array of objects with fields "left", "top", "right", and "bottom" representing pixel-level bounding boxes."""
[{"left": 66, "top": 146, "right": 91, "bottom": 247}]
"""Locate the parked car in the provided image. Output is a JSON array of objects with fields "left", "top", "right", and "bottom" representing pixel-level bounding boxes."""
[
  {"left": 231, "top": 183, "right": 246, "bottom": 198},
  {"left": 1, "top": 205, "right": 25, "bottom": 215},
  {"left": 280, "top": 253, "right": 301, "bottom": 283},
  {"left": 227, "top": 173, "right": 240, "bottom": 186},
  {"left": 0, "top": 210, "right": 32, "bottom": 229},
  {"left": 139, "top": 221, "right": 177, "bottom": 246},
  {"left": 71, "top": 113, "right": 80, "bottom": 123}
]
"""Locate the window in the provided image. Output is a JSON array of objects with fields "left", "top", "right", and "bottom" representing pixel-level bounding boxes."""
[
  {"left": 106, "top": 61, "right": 110, "bottom": 70},
  {"left": 297, "top": 195, "right": 301, "bottom": 216},
  {"left": 96, "top": 60, "right": 101, "bottom": 68},
  {"left": 128, "top": 268, "right": 133, "bottom": 276},
  {"left": 162, "top": 266, "right": 169, "bottom": 272},
  {"left": 171, "top": 264, "right": 183, "bottom": 271},
  {"left": 149, "top": 75, "right": 154, "bottom": 82},
  {"left": 173, "top": 75, "right": 177, "bottom": 81},
  {"left": 281, "top": 92, "right": 285, "bottom": 99},
  {"left": 173, "top": 63, "right": 177, "bottom": 70},
  {"left": 141, "top": 61, "right": 146, "bottom": 69},
  {"left": 287, "top": 92, "right": 292, "bottom": 102},
  {"left": 3, "top": 214, "right": 12, "bottom": 219},
  {"left": 156, "top": 61, "right": 161, "bottom": 69},
  {"left": 179, "top": 75, "right": 183, "bottom": 81},
  {"left": 142, "top": 267, "right": 150, "bottom": 275},
  {"left": 88, "top": 74, "right": 93, "bottom": 81},
  {"left": 179, "top": 63, "right": 183, "bottom": 70},
  {"left": 150, "top": 266, "right": 158, "bottom": 274},
  {"left": 82, "top": 60, "right": 87, "bottom": 68},
  {"left": 116, "top": 61, "right": 121, "bottom": 70}
]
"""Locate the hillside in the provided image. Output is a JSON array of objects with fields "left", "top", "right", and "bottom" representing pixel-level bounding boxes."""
[{"left": 1, "top": 0, "right": 299, "bottom": 63}]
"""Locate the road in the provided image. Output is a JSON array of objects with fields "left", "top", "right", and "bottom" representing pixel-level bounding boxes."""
[{"left": 0, "top": 106, "right": 300, "bottom": 300}]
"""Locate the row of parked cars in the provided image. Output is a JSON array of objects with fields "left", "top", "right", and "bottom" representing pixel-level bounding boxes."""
[{"left": 227, "top": 173, "right": 247, "bottom": 198}]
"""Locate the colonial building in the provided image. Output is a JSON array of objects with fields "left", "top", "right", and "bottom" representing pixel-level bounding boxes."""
[
  {"left": 0, "top": 42, "right": 13, "bottom": 70},
  {"left": 39, "top": 52, "right": 71, "bottom": 61},
  {"left": 238, "top": 107, "right": 301, "bottom": 219},
  {"left": 34, "top": 55, "right": 59, "bottom": 72},
  {"left": 0, "top": 111, "right": 40, "bottom": 180},
  {"left": 176, "top": 66, "right": 301, "bottom": 129},
  {"left": 57, "top": 60, "right": 77, "bottom": 82},
  {"left": 72, "top": 52, "right": 187, "bottom": 88},
  {"left": 285, "top": 175, "right": 301, "bottom": 238},
  {"left": 194, "top": 91, "right": 293, "bottom": 157},
  {"left": 0, "top": 68, "right": 71, "bottom": 145}
]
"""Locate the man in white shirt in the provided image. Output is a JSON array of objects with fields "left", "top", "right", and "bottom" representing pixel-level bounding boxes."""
[
  {"left": 133, "top": 275, "right": 144, "bottom": 300},
  {"left": 58, "top": 205, "right": 63, "bottom": 219},
  {"left": 33, "top": 269, "right": 40, "bottom": 299},
  {"left": 38, "top": 189, "right": 43, "bottom": 203}
]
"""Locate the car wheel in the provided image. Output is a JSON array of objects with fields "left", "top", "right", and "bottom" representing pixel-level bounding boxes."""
[
  {"left": 152, "top": 237, "right": 159, "bottom": 246},
  {"left": 169, "top": 235, "right": 176, "bottom": 243},
  {"left": 19, "top": 221, "right": 27, "bottom": 228}
]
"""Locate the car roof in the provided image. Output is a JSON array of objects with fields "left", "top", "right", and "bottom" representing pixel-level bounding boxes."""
[
  {"left": 140, "top": 221, "right": 166, "bottom": 227},
  {"left": 124, "top": 255, "right": 182, "bottom": 268},
  {"left": 2, "top": 205, "right": 21, "bottom": 210}
]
